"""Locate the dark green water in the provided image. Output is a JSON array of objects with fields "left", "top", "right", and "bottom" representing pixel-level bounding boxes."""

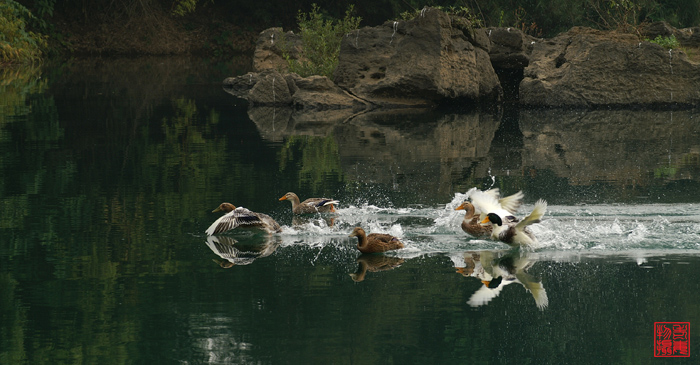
[{"left": 1, "top": 57, "right": 699, "bottom": 364}]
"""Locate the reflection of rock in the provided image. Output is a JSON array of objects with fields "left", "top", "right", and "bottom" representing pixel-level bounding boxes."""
[
  {"left": 335, "top": 8, "right": 501, "bottom": 107},
  {"left": 250, "top": 107, "right": 500, "bottom": 200},
  {"left": 247, "top": 106, "right": 358, "bottom": 143},
  {"left": 519, "top": 110, "right": 700, "bottom": 185},
  {"left": 454, "top": 250, "right": 548, "bottom": 310},
  {"left": 349, "top": 254, "right": 405, "bottom": 282},
  {"left": 334, "top": 110, "right": 500, "bottom": 197},
  {"left": 205, "top": 235, "right": 282, "bottom": 268},
  {"left": 520, "top": 27, "right": 700, "bottom": 107}
]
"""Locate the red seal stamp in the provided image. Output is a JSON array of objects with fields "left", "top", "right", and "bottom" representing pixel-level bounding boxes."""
[{"left": 655, "top": 322, "right": 690, "bottom": 357}]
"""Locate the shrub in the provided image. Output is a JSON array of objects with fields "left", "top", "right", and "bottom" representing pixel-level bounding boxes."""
[
  {"left": 648, "top": 34, "right": 680, "bottom": 49},
  {"left": 0, "top": 0, "right": 46, "bottom": 64},
  {"left": 284, "top": 4, "right": 361, "bottom": 79}
]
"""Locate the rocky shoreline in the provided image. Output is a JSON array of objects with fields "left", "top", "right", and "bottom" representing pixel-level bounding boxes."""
[{"left": 224, "top": 7, "right": 700, "bottom": 112}]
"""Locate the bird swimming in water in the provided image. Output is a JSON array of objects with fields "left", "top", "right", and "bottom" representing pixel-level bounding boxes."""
[
  {"left": 348, "top": 227, "right": 404, "bottom": 254},
  {"left": 279, "top": 192, "right": 339, "bottom": 214},
  {"left": 480, "top": 199, "right": 548, "bottom": 247},
  {"left": 205, "top": 202, "right": 281, "bottom": 235}
]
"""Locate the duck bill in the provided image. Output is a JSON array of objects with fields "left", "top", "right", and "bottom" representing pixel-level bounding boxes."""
[
  {"left": 480, "top": 217, "right": 490, "bottom": 224},
  {"left": 278, "top": 195, "right": 288, "bottom": 201},
  {"left": 481, "top": 280, "right": 490, "bottom": 287},
  {"left": 455, "top": 203, "right": 465, "bottom": 211},
  {"left": 212, "top": 206, "right": 222, "bottom": 213}
]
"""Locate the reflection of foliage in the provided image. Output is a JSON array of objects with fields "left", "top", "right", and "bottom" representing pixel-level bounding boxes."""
[
  {"left": 0, "top": 66, "right": 48, "bottom": 126},
  {"left": 279, "top": 134, "right": 343, "bottom": 194},
  {"left": 654, "top": 151, "right": 700, "bottom": 180},
  {"left": 0, "top": 65, "right": 55, "bottom": 232}
]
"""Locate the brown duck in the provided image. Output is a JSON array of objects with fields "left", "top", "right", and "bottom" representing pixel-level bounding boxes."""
[
  {"left": 455, "top": 201, "right": 492, "bottom": 238},
  {"left": 205, "top": 202, "right": 282, "bottom": 235},
  {"left": 279, "top": 192, "right": 339, "bottom": 214},
  {"left": 348, "top": 227, "right": 404, "bottom": 254}
]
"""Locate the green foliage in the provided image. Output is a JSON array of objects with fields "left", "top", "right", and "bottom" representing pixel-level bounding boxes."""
[
  {"left": 647, "top": 34, "right": 680, "bottom": 49},
  {"left": 284, "top": 4, "right": 361, "bottom": 79},
  {"left": 172, "top": 0, "right": 201, "bottom": 16},
  {"left": 0, "top": 0, "right": 46, "bottom": 64}
]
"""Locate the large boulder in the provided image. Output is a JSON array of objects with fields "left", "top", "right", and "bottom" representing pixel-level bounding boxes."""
[
  {"left": 333, "top": 7, "right": 502, "bottom": 107},
  {"left": 520, "top": 27, "right": 700, "bottom": 107}
]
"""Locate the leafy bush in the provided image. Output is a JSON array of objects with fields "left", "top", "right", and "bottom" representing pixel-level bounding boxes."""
[
  {"left": 284, "top": 4, "right": 361, "bottom": 79},
  {"left": 648, "top": 34, "right": 680, "bottom": 49},
  {"left": 0, "top": 0, "right": 46, "bottom": 64}
]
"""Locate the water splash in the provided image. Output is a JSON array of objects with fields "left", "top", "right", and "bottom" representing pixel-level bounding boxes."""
[
  {"left": 270, "top": 200, "right": 700, "bottom": 253},
  {"left": 390, "top": 21, "right": 398, "bottom": 45},
  {"left": 487, "top": 168, "right": 496, "bottom": 188}
]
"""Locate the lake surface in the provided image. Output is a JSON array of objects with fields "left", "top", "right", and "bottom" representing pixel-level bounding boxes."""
[{"left": 1, "top": 57, "right": 699, "bottom": 364}]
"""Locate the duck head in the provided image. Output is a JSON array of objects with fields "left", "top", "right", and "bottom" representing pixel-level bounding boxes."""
[
  {"left": 212, "top": 202, "right": 236, "bottom": 213},
  {"left": 455, "top": 201, "right": 476, "bottom": 217},
  {"left": 481, "top": 213, "right": 503, "bottom": 226},
  {"left": 348, "top": 227, "right": 366, "bottom": 238},
  {"left": 278, "top": 192, "right": 298, "bottom": 201}
]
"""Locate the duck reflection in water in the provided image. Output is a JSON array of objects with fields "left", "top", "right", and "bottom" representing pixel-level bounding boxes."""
[
  {"left": 453, "top": 250, "right": 548, "bottom": 310},
  {"left": 205, "top": 235, "right": 282, "bottom": 268},
  {"left": 349, "top": 254, "right": 405, "bottom": 282}
]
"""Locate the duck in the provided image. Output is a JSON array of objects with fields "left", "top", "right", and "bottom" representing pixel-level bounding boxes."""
[
  {"left": 279, "top": 192, "right": 339, "bottom": 214},
  {"left": 205, "top": 202, "right": 282, "bottom": 235},
  {"left": 454, "top": 201, "right": 492, "bottom": 237},
  {"left": 455, "top": 188, "right": 524, "bottom": 237},
  {"left": 480, "top": 199, "right": 548, "bottom": 247},
  {"left": 348, "top": 227, "right": 404, "bottom": 254}
]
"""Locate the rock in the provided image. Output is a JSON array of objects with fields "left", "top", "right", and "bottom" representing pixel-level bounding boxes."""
[
  {"left": 284, "top": 73, "right": 360, "bottom": 109},
  {"left": 520, "top": 27, "right": 700, "bottom": 107},
  {"left": 487, "top": 27, "right": 538, "bottom": 69},
  {"left": 333, "top": 7, "right": 502, "bottom": 107},
  {"left": 252, "top": 28, "right": 307, "bottom": 72},
  {"left": 223, "top": 70, "right": 365, "bottom": 109},
  {"left": 641, "top": 21, "right": 700, "bottom": 49}
]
